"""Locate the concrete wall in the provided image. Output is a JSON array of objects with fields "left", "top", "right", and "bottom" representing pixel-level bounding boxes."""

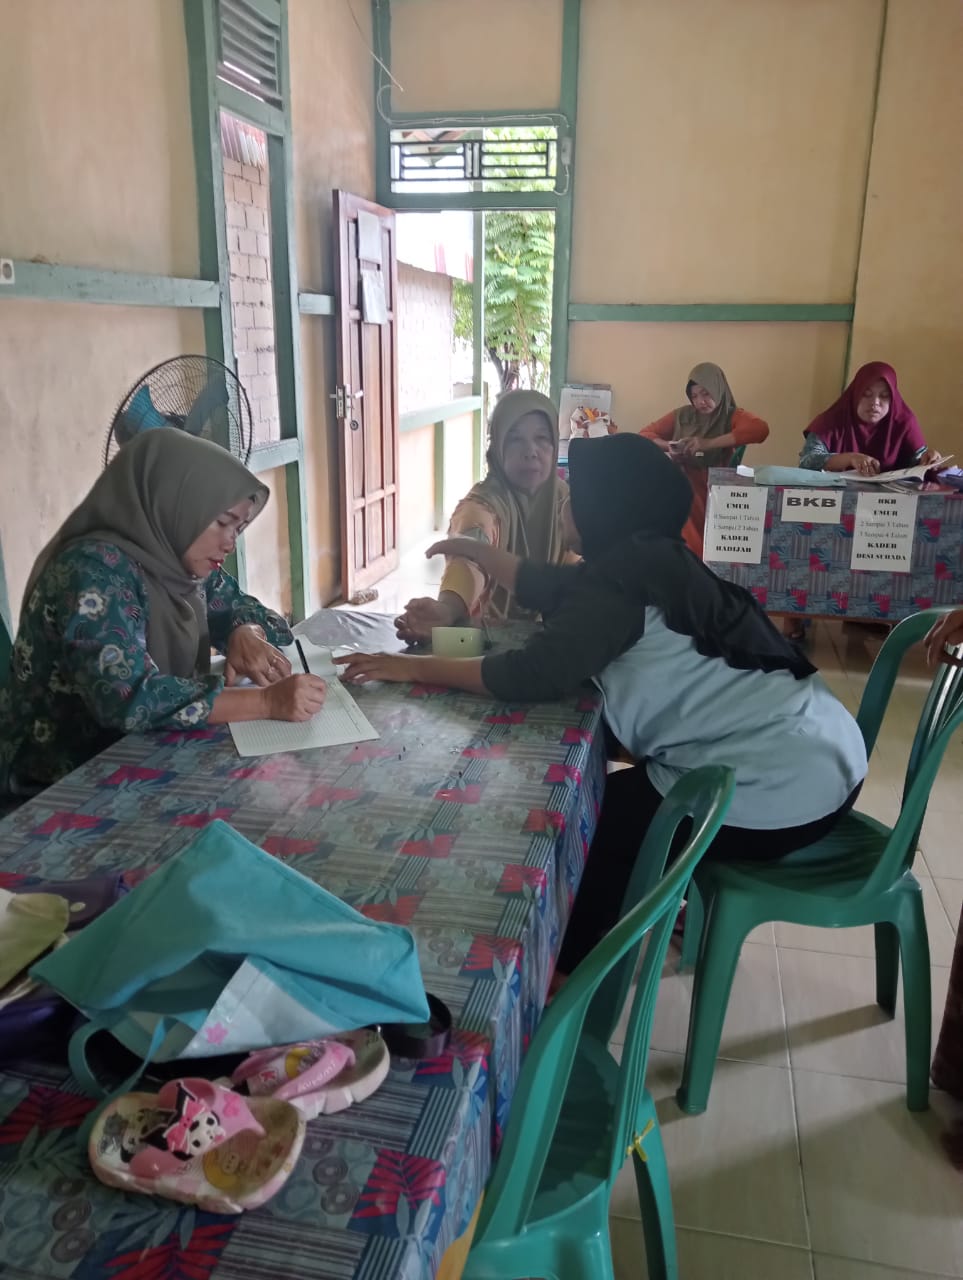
[
  {"left": 847, "top": 0, "right": 963, "bottom": 455},
  {"left": 288, "top": 0, "right": 376, "bottom": 606},
  {"left": 0, "top": 0, "right": 376, "bottom": 622},
  {"left": 0, "top": 0, "right": 203, "bottom": 620},
  {"left": 390, "top": 0, "right": 963, "bottom": 463},
  {"left": 397, "top": 264, "right": 454, "bottom": 415},
  {"left": 224, "top": 150, "right": 281, "bottom": 448}
]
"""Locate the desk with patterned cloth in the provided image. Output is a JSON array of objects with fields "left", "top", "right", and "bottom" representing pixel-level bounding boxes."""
[
  {"left": 0, "top": 611, "right": 605, "bottom": 1280},
  {"left": 705, "top": 468, "right": 963, "bottom": 621}
]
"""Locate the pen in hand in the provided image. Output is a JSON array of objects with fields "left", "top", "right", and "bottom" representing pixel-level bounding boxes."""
[{"left": 295, "top": 639, "right": 310, "bottom": 675}]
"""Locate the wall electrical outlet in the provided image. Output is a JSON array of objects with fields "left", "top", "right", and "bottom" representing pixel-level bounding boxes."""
[{"left": 0, "top": 259, "right": 14, "bottom": 285}]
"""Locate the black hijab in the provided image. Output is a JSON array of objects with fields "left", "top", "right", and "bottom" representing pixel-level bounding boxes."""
[{"left": 567, "top": 435, "right": 815, "bottom": 679}]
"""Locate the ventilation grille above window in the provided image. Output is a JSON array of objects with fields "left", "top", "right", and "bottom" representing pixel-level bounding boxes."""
[
  {"left": 217, "top": 0, "right": 283, "bottom": 110},
  {"left": 390, "top": 126, "right": 558, "bottom": 193}
]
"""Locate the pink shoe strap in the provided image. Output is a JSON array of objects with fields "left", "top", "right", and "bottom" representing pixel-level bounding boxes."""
[
  {"left": 127, "top": 1078, "right": 263, "bottom": 1180},
  {"left": 233, "top": 1039, "right": 355, "bottom": 1103}
]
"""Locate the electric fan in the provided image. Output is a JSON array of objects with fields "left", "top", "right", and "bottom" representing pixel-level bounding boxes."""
[{"left": 104, "top": 355, "right": 254, "bottom": 468}]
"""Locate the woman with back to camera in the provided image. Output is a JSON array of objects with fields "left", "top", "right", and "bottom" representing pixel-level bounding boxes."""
[{"left": 336, "top": 434, "right": 867, "bottom": 973}]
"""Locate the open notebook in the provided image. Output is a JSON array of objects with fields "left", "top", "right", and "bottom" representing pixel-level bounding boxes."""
[{"left": 228, "top": 636, "right": 379, "bottom": 757}]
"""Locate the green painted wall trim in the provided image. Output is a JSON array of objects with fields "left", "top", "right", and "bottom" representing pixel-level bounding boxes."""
[
  {"left": 267, "top": 11, "right": 312, "bottom": 621},
  {"left": 844, "top": 0, "right": 888, "bottom": 387},
  {"left": 373, "top": 0, "right": 392, "bottom": 207},
  {"left": 184, "top": 0, "right": 244, "bottom": 583},
  {"left": 248, "top": 439, "right": 300, "bottom": 473},
  {"left": 471, "top": 210, "right": 485, "bottom": 483},
  {"left": 400, "top": 396, "right": 483, "bottom": 435},
  {"left": 0, "top": 262, "right": 220, "bottom": 309},
  {"left": 387, "top": 108, "right": 563, "bottom": 125},
  {"left": 549, "top": 0, "right": 580, "bottom": 407},
  {"left": 384, "top": 190, "right": 558, "bottom": 213},
  {"left": 568, "top": 303, "right": 855, "bottom": 323},
  {"left": 297, "top": 292, "right": 336, "bottom": 315},
  {"left": 216, "top": 79, "right": 286, "bottom": 137}
]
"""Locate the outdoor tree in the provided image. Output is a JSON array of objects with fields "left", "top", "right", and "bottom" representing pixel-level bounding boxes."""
[
  {"left": 453, "top": 127, "right": 555, "bottom": 394},
  {"left": 454, "top": 209, "right": 554, "bottom": 395}
]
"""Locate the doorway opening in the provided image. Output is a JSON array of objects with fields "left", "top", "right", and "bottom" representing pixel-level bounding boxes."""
[{"left": 383, "top": 206, "right": 554, "bottom": 614}]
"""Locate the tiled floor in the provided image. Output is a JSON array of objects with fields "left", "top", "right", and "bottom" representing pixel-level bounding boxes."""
[
  {"left": 609, "top": 621, "right": 963, "bottom": 1280},
  {"left": 357, "top": 560, "right": 963, "bottom": 1278}
]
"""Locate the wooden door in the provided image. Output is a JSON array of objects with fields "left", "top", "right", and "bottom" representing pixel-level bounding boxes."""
[{"left": 333, "top": 190, "right": 400, "bottom": 599}]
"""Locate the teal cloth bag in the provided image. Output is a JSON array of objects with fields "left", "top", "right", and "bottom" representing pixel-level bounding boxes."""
[
  {"left": 31, "top": 821, "right": 430, "bottom": 1095},
  {"left": 752, "top": 465, "right": 846, "bottom": 487}
]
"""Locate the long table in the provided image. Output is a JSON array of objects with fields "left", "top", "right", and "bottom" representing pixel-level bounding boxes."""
[
  {"left": 0, "top": 610, "right": 605, "bottom": 1280},
  {"left": 705, "top": 468, "right": 963, "bottom": 621}
]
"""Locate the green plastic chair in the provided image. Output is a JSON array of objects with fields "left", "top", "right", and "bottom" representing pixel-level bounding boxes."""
[
  {"left": 462, "top": 765, "right": 735, "bottom": 1280},
  {"left": 678, "top": 608, "right": 963, "bottom": 1115}
]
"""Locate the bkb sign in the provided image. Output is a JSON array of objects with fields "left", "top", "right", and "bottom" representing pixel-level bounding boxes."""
[{"left": 781, "top": 489, "right": 843, "bottom": 524}]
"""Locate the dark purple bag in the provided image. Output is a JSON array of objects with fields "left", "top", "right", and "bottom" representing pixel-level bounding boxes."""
[{"left": 0, "top": 873, "right": 128, "bottom": 1063}]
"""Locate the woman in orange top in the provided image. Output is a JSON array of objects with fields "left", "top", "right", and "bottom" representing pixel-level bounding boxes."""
[{"left": 640, "top": 362, "right": 769, "bottom": 557}]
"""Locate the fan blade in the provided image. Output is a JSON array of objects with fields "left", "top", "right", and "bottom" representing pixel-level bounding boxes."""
[
  {"left": 183, "top": 373, "right": 230, "bottom": 437},
  {"left": 116, "top": 384, "right": 170, "bottom": 444}
]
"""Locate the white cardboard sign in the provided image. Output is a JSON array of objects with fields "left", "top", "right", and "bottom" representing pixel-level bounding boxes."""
[
  {"left": 851, "top": 492, "right": 918, "bottom": 573},
  {"left": 704, "top": 485, "right": 768, "bottom": 563},
  {"left": 781, "top": 489, "right": 843, "bottom": 524}
]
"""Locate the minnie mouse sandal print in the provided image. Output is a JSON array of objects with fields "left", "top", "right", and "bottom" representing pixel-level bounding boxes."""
[
  {"left": 88, "top": 1077, "right": 305, "bottom": 1214},
  {"left": 230, "top": 1029, "right": 390, "bottom": 1118}
]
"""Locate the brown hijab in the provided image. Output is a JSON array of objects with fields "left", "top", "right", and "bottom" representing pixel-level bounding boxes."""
[
  {"left": 23, "top": 428, "right": 269, "bottom": 678},
  {"left": 673, "top": 362, "right": 738, "bottom": 469},
  {"left": 460, "top": 389, "right": 568, "bottom": 617}
]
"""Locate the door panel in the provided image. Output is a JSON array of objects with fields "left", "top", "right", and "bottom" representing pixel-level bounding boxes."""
[{"left": 333, "top": 191, "right": 400, "bottom": 598}]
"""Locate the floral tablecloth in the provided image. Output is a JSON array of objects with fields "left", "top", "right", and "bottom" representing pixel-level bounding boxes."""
[
  {"left": 0, "top": 611, "right": 605, "bottom": 1280},
  {"left": 705, "top": 469, "right": 963, "bottom": 619}
]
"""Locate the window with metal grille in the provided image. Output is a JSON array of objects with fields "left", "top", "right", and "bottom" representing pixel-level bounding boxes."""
[
  {"left": 390, "top": 126, "right": 558, "bottom": 193},
  {"left": 216, "top": 0, "right": 283, "bottom": 109}
]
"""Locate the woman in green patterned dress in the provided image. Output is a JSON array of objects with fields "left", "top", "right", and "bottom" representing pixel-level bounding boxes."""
[{"left": 1, "top": 428, "right": 326, "bottom": 795}]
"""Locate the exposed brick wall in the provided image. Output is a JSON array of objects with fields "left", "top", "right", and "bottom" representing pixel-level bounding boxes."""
[
  {"left": 397, "top": 263, "right": 454, "bottom": 414},
  {"left": 223, "top": 156, "right": 280, "bottom": 447}
]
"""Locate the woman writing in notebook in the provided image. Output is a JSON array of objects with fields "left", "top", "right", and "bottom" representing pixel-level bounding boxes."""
[
  {"left": 0, "top": 429, "right": 325, "bottom": 795},
  {"left": 799, "top": 361, "right": 940, "bottom": 476},
  {"left": 394, "top": 390, "right": 576, "bottom": 643}
]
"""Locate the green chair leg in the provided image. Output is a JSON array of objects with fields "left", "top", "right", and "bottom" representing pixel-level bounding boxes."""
[
  {"left": 874, "top": 921, "right": 900, "bottom": 1015},
  {"left": 897, "top": 892, "right": 931, "bottom": 1112},
  {"left": 632, "top": 1099, "right": 679, "bottom": 1280},
  {"left": 677, "top": 892, "right": 752, "bottom": 1113},
  {"left": 679, "top": 884, "right": 704, "bottom": 971}
]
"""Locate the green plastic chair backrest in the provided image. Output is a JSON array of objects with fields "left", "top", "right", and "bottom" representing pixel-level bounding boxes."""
[
  {"left": 853, "top": 609, "right": 963, "bottom": 898},
  {"left": 473, "top": 765, "right": 735, "bottom": 1244}
]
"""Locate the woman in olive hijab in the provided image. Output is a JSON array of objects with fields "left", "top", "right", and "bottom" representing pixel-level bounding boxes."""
[
  {"left": 640, "top": 362, "right": 769, "bottom": 558},
  {"left": 1, "top": 429, "right": 325, "bottom": 792},
  {"left": 395, "top": 389, "right": 576, "bottom": 643}
]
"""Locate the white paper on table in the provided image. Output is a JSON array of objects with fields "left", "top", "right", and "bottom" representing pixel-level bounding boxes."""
[
  {"left": 850, "top": 491, "right": 918, "bottom": 573},
  {"left": 228, "top": 637, "right": 379, "bottom": 757},
  {"left": 703, "top": 484, "right": 768, "bottom": 563},
  {"left": 837, "top": 454, "right": 952, "bottom": 485}
]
